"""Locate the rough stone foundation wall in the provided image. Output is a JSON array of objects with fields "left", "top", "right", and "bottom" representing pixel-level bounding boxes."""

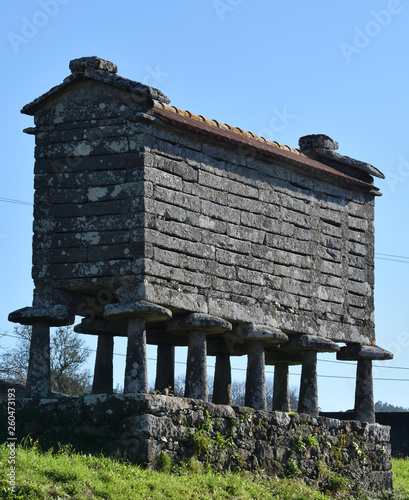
[
  {"left": 322, "top": 411, "right": 409, "bottom": 457},
  {"left": 3, "top": 394, "right": 392, "bottom": 492}
]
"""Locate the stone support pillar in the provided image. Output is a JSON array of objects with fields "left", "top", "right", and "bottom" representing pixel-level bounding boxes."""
[
  {"left": 234, "top": 324, "right": 288, "bottom": 411},
  {"left": 298, "top": 351, "right": 318, "bottom": 416},
  {"left": 8, "top": 304, "right": 74, "bottom": 398},
  {"left": 265, "top": 351, "right": 303, "bottom": 413},
  {"left": 167, "top": 313, "right": 232, "bottom": 402},
  {"left": 245, "top": 342, "right": 267, "bottom": 410},
  {"left": 92, "top": 334, "right": 114, "bottom": 394},
  {"left": 155, "top": 344, "right": 175, "bottom": 393},
  {"left": 355, "top": 359, "right": 375, "bottom": 424},
  {"left": 213, "top": 353, "right": 232, "bottom": 405},
  {"left": 104, "top": 300, "right": 172, "bottom": 395},
  {"left": 75, "top": 317, "right": 126, "bottom": 394},
  {"left": 337, "top": 343, "right": 393, "bottom": 424},
  {"left": 185, "top": 331, "right": 208, "bottom": 400},
  {"left": 124, "top": 318, "right": 147, "bottom": 394},
  {"left": 272, "top": 363, "right": 290, "bottom": 412},
  {"left": 26, "top": 322, "right": 51, "bottom": 398},
  {"left": 280, "top": 334, "right": 340, "bottom": 417}
]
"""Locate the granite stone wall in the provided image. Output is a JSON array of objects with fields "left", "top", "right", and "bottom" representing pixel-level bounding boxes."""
[
  {"left": 31, "top": 82, "right": 149, "bottom": 306},
  {"left": 29, "top": 77, "right": 375, "bottom": 345},
  {"left": 142, "top": 119, "right": 375, "bottom": 343},
  {"left": 3, "top": 394, "right": 393, "bottom": 493}
]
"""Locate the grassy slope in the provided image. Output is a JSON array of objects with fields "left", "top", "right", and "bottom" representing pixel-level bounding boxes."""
[{"left": 0, "top": 442, "right": 408, "bottom": 500}]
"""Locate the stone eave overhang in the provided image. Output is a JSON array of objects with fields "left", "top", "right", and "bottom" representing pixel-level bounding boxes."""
[{"left": 153, "top": 104, "right": 381, "bottom": 197}]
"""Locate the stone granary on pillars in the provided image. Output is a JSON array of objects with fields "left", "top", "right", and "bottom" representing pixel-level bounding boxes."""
[{"left": 10, "top": 56, "right": 392, "bottom": 423}]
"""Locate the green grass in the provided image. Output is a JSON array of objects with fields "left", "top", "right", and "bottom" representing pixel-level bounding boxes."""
[
  {"left": 0, "top": 441, "right": 408, "bottom": 499},
  {"left": 393, "top": 458, "right": 409, "bottom": 496}
]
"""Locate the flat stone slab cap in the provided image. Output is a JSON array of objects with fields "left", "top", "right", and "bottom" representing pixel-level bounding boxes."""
[
  {"left": 235, "top": 323, "right": 288, "bottom": 344},
  {"left": 281, "top": 334, "right": 340, "bottom": 353},
  {"left": 8, "top": 305, "right": 74, "bottom": 326},
  {"left": 74, "top": 317, "right": 127, "bottom": 336},
  {"left": 265, "top": 350, "right": 303, "bottom": 365},
  {"left": 104, "top": 300, "right": 172, "bottom": 322},
  {"left": 299, "top": 134, "right": 339, "bottom": 151},
  {"left": 69, "top": 56, "right": 118, "bottom": 74},
  {"left": 167, "top": 313, "right": 232, "bottom": 335},
  {"left": 315, "top": 148, "right": 385, "bottom": 179},
  {"left": 337, "top": 344, "right": 393, "bottom": 361}
]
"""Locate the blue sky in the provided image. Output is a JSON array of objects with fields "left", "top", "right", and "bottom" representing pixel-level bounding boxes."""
[{"left": 0, "top": 0, "right": 408, "bottom": 411}]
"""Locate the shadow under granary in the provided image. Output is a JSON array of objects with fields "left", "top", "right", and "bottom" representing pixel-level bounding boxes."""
[{"left": 9, "top": 56, "right": 392, "bottom": 425}]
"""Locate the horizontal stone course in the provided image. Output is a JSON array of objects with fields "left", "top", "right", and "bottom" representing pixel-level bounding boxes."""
[
  {"left": 34, "top": 152, "right": 144, "bottom": 175},
  {"left": 49, "top": 214, "right": 144, "bottom": 233},
  {"left": 48, "top": 230, "right": 130, "bottom": 249},
  {"left": 35, "top": 122, "right": 144, "bottom": 145},
  {"left": 34, "top": 170, "right": 128, "bottom": 188},
  {"left": 49, "top": 199, "right": 130, "bottom": 218}
]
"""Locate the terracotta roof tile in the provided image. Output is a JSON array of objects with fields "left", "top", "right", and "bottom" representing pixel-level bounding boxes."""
[
  {"left": 154, "top": 102, "right": 304, "bottom": 157},
  {"left": 153, "top": 102, "right": 380, "bottom": 196}
]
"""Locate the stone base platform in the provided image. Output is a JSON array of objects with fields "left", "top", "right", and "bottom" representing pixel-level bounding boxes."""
[{"left": 1, "top": 394, "right": 393, "bottom": 493}]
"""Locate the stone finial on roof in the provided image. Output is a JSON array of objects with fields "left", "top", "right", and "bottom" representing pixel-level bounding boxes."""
[
  {"left": 299, "top": 134, "right": 339, "bottom": 151},
  {"left": 69, "top": 56, "right": 118, "bottom": 75},
  {"left": 298, "top": 133, "right": 385, "bottom": 179},
  {"left": 21, "top": 56, "right": 171, "bottom": 115}
]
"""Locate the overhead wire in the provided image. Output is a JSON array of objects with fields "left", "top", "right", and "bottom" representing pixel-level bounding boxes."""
[
  {"left": 1, "top": 198, "right": 408, "bottom": 381},
  {"left": 0, "top": 197, "right": 32, "bottom": 206},
  {"left": 1, "top": 197, "right": 409, "bottom": 264},
  {"left": 2, "top": 332, "right": 409, "bottom": 381}
]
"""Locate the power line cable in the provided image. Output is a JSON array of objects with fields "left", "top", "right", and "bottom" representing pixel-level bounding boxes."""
[
  {"left": 376, "top": 252, "right": 409, "bottom": 260},
  {"left": 3, "top": 332, "right": 409, "bottom": 373},
  {"left": 375, "top": 256, "right": 409, "bottom": 264},
  {"left": 0, "top": 198, "right": 32, "bottom": 206},
  {"left": 317, "top": 357, "right": 409, "bottom": 371},
  {"left": 5, "top": 333, "right": 409, "bottom": 371},
  {"left": 2, "top": 333, "right": 409, "bottom": 382},
  {"left": 1, "top": 198, "right": 409, "bottom": 264}
]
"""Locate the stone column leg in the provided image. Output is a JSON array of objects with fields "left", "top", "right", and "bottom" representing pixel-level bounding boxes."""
[
  {"left": 124, "top": 318, "right": 147, "bottom": 394},
  {"left": 105, "top": 301, "right": 172, "bottom": 395},
  {"left": 245, "top": 342, "right": 267, "bottom": 410},
  {"left": 185, "top": 330, "right": 207, "bottom": 400},
  {"left": 213, "top": 353, "right": 232, "bottom": 405},
  {"left": 354, "top": 359, "right": 375, "bottom": 423},
  {"left": 298, "top": 351, "right": 318, "bottom": 416},
  {"left": 92, "top": 334, "right": 114, "bottom": 394},
  {"left": 155, "top": 344, "right": 175, "bottom": 393},
  {"left": 26, "top": 322, "right": 51, "bottom": 398},
  {"left": 272, "top": 363, "right": 290, "bottom": 412}
]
